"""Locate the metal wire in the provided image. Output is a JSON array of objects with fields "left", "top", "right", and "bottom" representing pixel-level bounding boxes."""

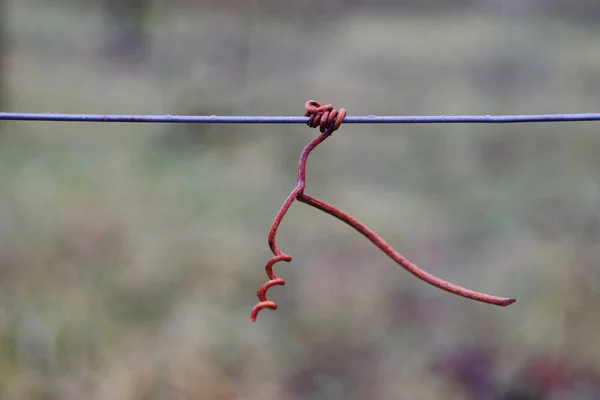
[{"left": 2, "top": 112, "right": 600, "bottom": 124}]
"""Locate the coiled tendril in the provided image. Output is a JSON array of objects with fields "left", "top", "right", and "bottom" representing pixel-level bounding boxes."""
[{"left": 250, "top": 100, "right": 515, "bottom": 322}]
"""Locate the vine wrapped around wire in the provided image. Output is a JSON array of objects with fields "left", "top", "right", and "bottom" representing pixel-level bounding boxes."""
[{"left": 250, "top": 100, "right": 515, "bottom": 322}]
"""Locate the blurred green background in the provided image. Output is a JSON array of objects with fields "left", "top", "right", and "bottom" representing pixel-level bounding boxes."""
[{"left": 1, "top": 1, "right": 600, "bottom": 399}]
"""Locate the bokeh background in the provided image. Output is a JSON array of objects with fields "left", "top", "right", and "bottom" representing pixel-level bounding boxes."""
[{"left": 1, "top": 1, "right": 600, "bottom": 399}]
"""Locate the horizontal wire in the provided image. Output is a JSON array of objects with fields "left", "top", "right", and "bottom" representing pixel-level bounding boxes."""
[{"left": 2, "top": 112, "right": 600, "bottom": 124}]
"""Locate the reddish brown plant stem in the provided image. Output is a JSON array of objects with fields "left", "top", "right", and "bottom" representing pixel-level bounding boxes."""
[
  {"left": 297, "top": 193, "right": 515, "bottom": 307},
  {"left": 250, "top": 114, "right": 333, "bottom": 322},
  {"left": 250, "top": 101, "right": 515, "bottom": 322}
]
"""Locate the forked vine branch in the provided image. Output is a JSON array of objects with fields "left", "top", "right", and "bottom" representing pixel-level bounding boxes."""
[{"left": 250, "top": 100, "right": 515, "bottom": 322}]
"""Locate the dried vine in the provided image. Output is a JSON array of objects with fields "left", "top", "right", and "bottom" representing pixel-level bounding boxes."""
[{"left": 250, "top": 100, "right": 515, "bottom": 322}]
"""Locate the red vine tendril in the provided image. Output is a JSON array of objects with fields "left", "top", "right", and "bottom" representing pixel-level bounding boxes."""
[{"left": 250, "top": 100, "right": 515, "bottom": 322}]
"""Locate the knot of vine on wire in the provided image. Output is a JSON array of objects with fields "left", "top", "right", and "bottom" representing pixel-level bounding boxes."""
[{"left": 304, "top": 100, "right": 346, "bottom": 133}]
